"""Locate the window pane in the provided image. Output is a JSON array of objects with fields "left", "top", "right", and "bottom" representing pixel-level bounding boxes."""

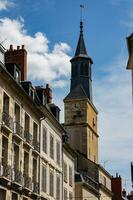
[
  {"left": 50, "top": 134, "right": 54, "bottom": 159},
  {"left": 42, "top": 127, "right": 47, "bottom": 153},
  {"left": 49, "top": 170, "right": 54, "bottom": 196},
  {"left": 63, "top": 162, "right": 67, "bottom": 182},
  {"left": 42, "top": 164, "right": 47, "bottom": 192},
  {"left": 69, "top": 166, "right": 72, "bottom": 186},
  {"left": 56, "top": 141, "right": 60, "bottom": 165},
  {"left": 56, "top": 174, "right": 60, "bottom": 200}
]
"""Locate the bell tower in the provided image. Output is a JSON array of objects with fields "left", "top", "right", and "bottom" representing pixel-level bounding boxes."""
[{"left": 64, "top": 20, "right": 99, "bottom": 163}]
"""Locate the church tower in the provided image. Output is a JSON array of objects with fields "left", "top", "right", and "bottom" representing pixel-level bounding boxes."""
[{"left": 64, "top": 21, "right": 99, "bottom": 163}]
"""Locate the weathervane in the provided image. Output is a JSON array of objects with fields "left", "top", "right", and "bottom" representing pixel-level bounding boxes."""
[
  {"left": 80, "top": 4, "right": 84, "bottom": 22},
  {"left": 80, "top": 5, "right": 84, "bottom": 34}
]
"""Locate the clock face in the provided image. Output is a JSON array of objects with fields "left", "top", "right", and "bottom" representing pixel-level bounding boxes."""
[{"left": 71, "top": 103, "right": 81, "bottom": 111}]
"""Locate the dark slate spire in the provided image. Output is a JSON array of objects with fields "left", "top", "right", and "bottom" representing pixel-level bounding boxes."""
[
  {"left": 65, "top": 20, "right": 93, "bottom": 102},
  {"left": 75, "top": 21, "right": 88, "bottom": 57}
]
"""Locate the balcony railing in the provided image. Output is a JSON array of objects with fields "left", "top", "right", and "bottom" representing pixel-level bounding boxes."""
[
  {"left": 0, "top": 163, "right": 11, "bottom": 180},
  {"left": 24, "top": 130, "right": 32, "bottom": 145},
  {"left": 13, "top": 122, "right": 23, "bottom": 138},
  {"left": 32, "top": 140, "right": 40, "bottom": 152},
  {"left": 82, "top": 172, "right": 99, "bottom": 191},
  {"left": 32, "top": 181, "right": 39, "bottom": 194},
  {"left": 2, "top": 112, "right": 13, "bottom": 130},
  {"left": 12, "top": 168, "right": 23, "bottom": 185},
  {"left": 23, "top": 175, "right": 32, "bottom": 190}
]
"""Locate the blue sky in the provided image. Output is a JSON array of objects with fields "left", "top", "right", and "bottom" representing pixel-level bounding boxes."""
[{"left": 0, "top": 0, "right": 133, "bottom": 192}]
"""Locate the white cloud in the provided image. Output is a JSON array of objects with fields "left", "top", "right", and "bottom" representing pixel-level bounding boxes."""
[
  {"left": 0, "top": 0, "right": 14, "bottom": 11},
  {"left": 0, "top": 17, "right": 71, "bottom": 86}
]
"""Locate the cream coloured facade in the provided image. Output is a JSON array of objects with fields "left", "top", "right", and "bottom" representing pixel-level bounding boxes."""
[
  {"left": 0, "top": 45, "right": 75, "bottom": 200},
  {"left": 99, "top": 165, "right": 112, "bottom": 200},
  {"left": 63, "top": 145, "right": 75, "bottom": 200},
  {"left": 40, "top": 118, "right": 63, "bottom": 200}
]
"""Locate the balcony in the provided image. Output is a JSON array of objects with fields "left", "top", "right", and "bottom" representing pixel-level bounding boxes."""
[
  {"left": 24, "top": 131, "right": 32, "bottom": 146},
  {"left": 1, "top": 112, "right": 13, "bottom": 132},
  {"left": 0, "top": 163, "right": 11, "bottom": 183},
  {"left": 12, "top": 168, "right": 23, "bottom": 185},
  {"left": 13, "top": 122, "right": 23, "bottom": 139},
  {"left": 32, "top": 140, "right": 40, "bottom": 153},
  {"left": 23, "top": 175, "right": 32, "bottom": 191}
]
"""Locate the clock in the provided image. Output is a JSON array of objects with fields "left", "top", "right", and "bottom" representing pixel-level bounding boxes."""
[{"left": 71, "top": 103, "right": 81, "bottom": 111}]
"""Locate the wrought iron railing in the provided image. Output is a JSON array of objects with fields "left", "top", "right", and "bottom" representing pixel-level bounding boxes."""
[
  {"left": 0, "top": 163, "right": 11, "bottom": 179},
  {"left": 2, "top": 112, "right": 13, "bottom": 130},
  {"left": 23, "top": 175, "right": 32, "bottom": 190},
  {"left": 12, "top": 168, "right": 23, "bottom": 185},
  {"left": 82, "top": 172, "right": 99, "bottom": 191},
  {"left": 32, "top": 140, "right": 40, "bottom": 152},
  {"left": 13, "top": 122, "right": 23, "bottom": 138},
  {"left": 24, "top": 130, "right": 32, "bottom": 145},
  {"left": 32, "top": 181, "right": 39, "bottom": 194}
]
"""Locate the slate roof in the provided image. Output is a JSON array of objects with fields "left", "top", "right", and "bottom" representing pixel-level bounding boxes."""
[{"left": 64, "top": 84, "right": 88, "bottom": 101}]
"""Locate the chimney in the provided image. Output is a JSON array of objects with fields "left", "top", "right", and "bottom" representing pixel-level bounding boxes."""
[
  {"left": 5, "top": 44, "right": 27, "bottom": 81},
  {"left": 111, "top": 173, "right": 122, "bottom": 198},
  {"left": 45, "top": 84, "right": 52, "bottom": 104}
]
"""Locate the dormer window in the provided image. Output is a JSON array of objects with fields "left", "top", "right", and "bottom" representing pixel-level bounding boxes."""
[
  {"left": 15, "top": 68, "right": 21, "bottom": 83},
  {"left": 30, "top": 87, "right": 34, "bottom": 100}
]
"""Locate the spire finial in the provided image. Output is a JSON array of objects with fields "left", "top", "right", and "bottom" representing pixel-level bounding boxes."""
[{"left": 80, "top": 5, "right": 84, "bottom": 34}]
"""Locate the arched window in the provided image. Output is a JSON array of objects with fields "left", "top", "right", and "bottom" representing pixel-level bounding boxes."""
[
  {"left": 80, "top": 63, "right": 88, "bottom": 75},
  {"left": 72, "top": 64, "right": 77, "bottom": 77}
]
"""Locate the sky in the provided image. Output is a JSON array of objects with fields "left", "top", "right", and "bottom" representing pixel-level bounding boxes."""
[{"left": 0, "top": 0, "right": 133, "bottom": 192}]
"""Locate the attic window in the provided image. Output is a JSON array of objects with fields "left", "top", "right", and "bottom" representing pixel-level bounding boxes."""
[
  {"left": 15, "top": 68, "right": 21, "bottom": 82},
  {"left": 30, "top": 88, "right": 34, "bottom": 100}
]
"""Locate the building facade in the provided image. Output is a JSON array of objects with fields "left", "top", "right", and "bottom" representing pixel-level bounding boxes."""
[{"left": 0, "top": 45, "right": 75, "bottom": 200}]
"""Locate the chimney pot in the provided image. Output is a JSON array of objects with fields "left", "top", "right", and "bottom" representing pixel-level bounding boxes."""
[
  {"left": 10, "top": 44, "right": 13, "bottom": 51},
  {"left": 17, "top": 46, "right": 20, "bottom": 50},
  {"left": 22, "top": 45, "right": 25, "bottom": 49}
]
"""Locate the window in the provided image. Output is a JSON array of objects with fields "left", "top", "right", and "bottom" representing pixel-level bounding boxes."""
[
  {"left": 103, "top": 177, "right": 106, "bottom": 186},
  {"left": 32, "top": 158, "right": 37, "bottom": 182},
  {"left": 14, "top": 103, "right": 20, "bottom": 123},
  {"left": 42, "top": 164, "right": 47, "bottom": 193},
  {"left": 69, "top": 192, "right": 73, "bottom": 200},
  {"left": 80, "top": 63, "right": 89, "bottom": 76},
  {"left": 2, "top": 136, "right": 8, "bottom": 165},
  {"left": 63, "top": 161, "right": 67, "bottom": 182},
  {"left": 42, "top": 127, "right": 47, "bottom": 153},
  {"left": 64, "top": 188, "right": 67, "bottom": 200},
  {"left": 49, "top": 170, "right": 54, "bottom": 197},
  {"left": 33, "top": 122, "right": 38, "bottom": 142},
  {"left": 56, "top": 174, "right": 60, "bottom": 200},
  {"left": 3, "top": 93, "right": 9, "bottom": 114},
  {"left": 56, "top": 141, "right": 60, "bottom": 165},
  {"left": 15, "top": 68, "right": 21, "bottom": 82},
  {"left": 23, "top": 151, "right": 29, "bottom": 176},
  {"left": 12, "top": 192, "right": 18, "bottom": 200},
  {"left": 72, "top": 64, "right": 77, "bottom": 77},
  {"left": 24, "top": 113, "right": 30, "bottom": 132},
  {"left": 0, "top": 189, "right": 6, "bottom": 199},
  {"left": 30, "top": 88, "right": 34, "bottom": 100},
  {"left": 69, "top": 166, "right": 73, "bottom": 186},
  {"left": 50, "top": 134, "right": 54, "bottom": 159},
  {"left": 14, "top": 144, "right": 19, "bottom": 170}
]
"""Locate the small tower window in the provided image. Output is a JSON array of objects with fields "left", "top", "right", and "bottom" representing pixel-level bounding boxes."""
[
  {"left": 72, "top": 64, "right": 78, "bottom": 77},
  {"left": 80, "top": 63, "right": 88, "bottom": 76}
]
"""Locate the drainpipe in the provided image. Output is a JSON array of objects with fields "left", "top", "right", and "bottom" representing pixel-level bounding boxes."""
[{"left": 39, "top": 116, "right": 45, "bottom": 199}]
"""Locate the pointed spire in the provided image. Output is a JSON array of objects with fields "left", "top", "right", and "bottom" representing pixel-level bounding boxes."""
[{"left": 75, "top": 21, "right": 88, "bottom": 57}]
